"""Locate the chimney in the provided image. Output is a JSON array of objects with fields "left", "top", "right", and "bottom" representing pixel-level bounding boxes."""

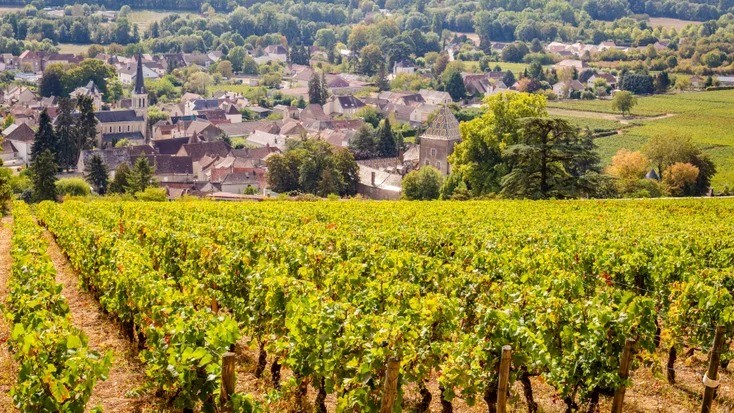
[{"left": 371, "top": 171, "right": 376, "bottom": 186}]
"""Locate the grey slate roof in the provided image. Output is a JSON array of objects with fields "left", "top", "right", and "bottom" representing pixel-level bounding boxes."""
[
  {"left": 153, "top": 137, "right": 190, "bottom": 155},
  {"left": 95, "top": 110, "right": 144, "bottom": 123}
]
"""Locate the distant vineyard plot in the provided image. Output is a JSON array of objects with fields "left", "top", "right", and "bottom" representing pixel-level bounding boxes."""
[{"left": 550, "top": 90, "right": 734, "bottom": 189}]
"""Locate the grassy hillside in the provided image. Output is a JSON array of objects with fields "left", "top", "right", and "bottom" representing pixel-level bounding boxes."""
[{"left": 549, "top": 90, "right": 734, "bottom": 189}]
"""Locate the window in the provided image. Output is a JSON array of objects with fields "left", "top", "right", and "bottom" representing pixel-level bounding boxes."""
[
  {"left": 430, "top": 148, "right": 437, "bottom": 158},
  {"left": 436, "top": 161, "right": 441, "bottom": 170}
]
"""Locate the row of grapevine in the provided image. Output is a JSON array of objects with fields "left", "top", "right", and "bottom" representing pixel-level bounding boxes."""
[
  {"left": 5, "top": 202, "right": 110, "bottom": 412},
  {"left": 37, "top": 199, "right": 716, "bottom": 410},
  {"left": 34, "top": 201, "right": 251, "bottom": 412}
]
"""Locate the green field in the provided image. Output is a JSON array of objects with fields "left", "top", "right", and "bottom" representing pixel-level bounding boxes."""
[
  {"left": 550, "top": 90, "right": 734, "bottom": 188},
  {"left": 127, "top": 10, "right": 184, "bottom": 32}
]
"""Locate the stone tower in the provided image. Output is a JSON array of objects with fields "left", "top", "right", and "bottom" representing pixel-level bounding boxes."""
[{"left": 418, "top": 106, "right": 461, "bottom": 175}]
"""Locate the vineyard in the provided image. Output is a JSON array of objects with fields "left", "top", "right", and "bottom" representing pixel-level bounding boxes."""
[{"left": 2, "top": 198, "right": 734, "bottom": 412}]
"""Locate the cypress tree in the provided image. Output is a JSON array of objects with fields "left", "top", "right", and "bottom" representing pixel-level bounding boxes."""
[
  {"left": 128, "top": 156, "right": 155, "bottom": 194},
  {"left": 377, "top": 118, "right": 398, "bottom": 158},
  {"left": 75, "top": 95, "right": 98, "bottom": 151},
  {"left": 84, "top": 154, "right": 109, "bottom": 195},
  {"left": 31, "top": 109, "right": 58, "bottom": 162},
  {"left": 31, "top": 149, "right": 58, "bottom": 202},
  {"left": 55, "top": 97, "right": 77, "bottom": 171},
  {"left": 108, "top": 163, "right": 131, "bottom": 194}
]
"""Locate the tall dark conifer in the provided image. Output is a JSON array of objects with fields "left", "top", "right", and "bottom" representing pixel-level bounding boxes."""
[
  {"left": 31, "top": 109, "right": 58, "bottom": 162},
  {"left": 55, "top": 97, "right": 77, "bottom": 171},
  {"left": 75, "top": 95, "right": 98, "bottom": 151}
]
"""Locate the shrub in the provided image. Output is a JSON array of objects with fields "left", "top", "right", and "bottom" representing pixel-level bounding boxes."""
[
  {"left": 55, "top": 177, "right": 91, "bottom": 197},
  {"left": 135, "top": 187, "right": 168, "bottom": 201}
]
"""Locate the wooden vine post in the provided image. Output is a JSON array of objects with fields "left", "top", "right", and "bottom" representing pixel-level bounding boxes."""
[
  {"left": 701, "top": 326, "right": 726, "bottom": 413},
  {"left": 497, "top": 345, "right": 512, "bottom": 413},
  {"left": 611, "top": 338, "right": 635, "bottom": 413},
  {"left": 220, "top": 352, "right": 236, "bottom": 410},
  {"left": 379, "top": 358, "right": 401, "bottom": 413}
]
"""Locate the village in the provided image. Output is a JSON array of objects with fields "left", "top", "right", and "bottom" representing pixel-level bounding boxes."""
[{"left": 0, "top": 36, "right": 729, "bottom": 200}]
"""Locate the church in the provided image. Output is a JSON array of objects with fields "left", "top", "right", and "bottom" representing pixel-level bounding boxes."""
[{"left": 95, "top": 53, "right": 149, "bottom": 147}]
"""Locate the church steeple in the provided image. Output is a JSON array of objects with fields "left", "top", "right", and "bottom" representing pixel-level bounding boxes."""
[
  {"left": 134, "top": 52, "right": 146, "bottom": 95},
  {"left": 131, "top": 51, "right": 149, "bottom": 142}
]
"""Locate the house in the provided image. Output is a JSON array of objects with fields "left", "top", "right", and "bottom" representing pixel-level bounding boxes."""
[
  {"left": 3, "top": 123, "right": 35, "bottom": 164},
  {"left": 220, "top": 172, "right": 263, "bottom": 194},
  {"left": 552, "top": 80, "right": 586, "bottom": 98},
  {"left": 690, "top": 76, "right": 705, "bottom": 89},
  {"left": 357, "top": 165, "right": 402, "bottom": 200},
  {"left": 377, "top": 91, "right": 425, "bottom": 107},
  {"left": 265, "top": 45, "right": 288, "bottom": 59},
  {"left": 152, "top": 137, "right": 191, "bottom": 155},
  {"left": 246, "top": 130, "right": 287, "bottom": 151},
  {"left": 76, "top": 146, "right": 154, "bottom": 177},
  {"left": 0, "top": 139, "right": 21, "bottom": 168},
  {"left": 393, "top": 60, "right": 415, "bottom": 76},
  {"left": 118, "top": 60, "right": 160, "bottom": 85},
  {"left": 186, "top": 99, "right": 220, "bottom": 116},
  {"left": 184, "top": 121, "right": 223, "bottom": 142},
  {"left": 587, "top": 73, "right": 617, "bottom": 89},
  {"left": 419, "top": 89, "right": 452, "bottom": 105},
  {"left": 177, "top": 140, "right": 231, "bottom": 177},
  {"left": 324, "top": 95, "right": 366, "bottom": 116},
  {"left": 70, "top": 81, "right": 103, "bottom": 110},
  {"left": 717, "top": 76, "right": 734, "bottom": 87},
  {"left": 131, "top": 154, "right": 194, "bottom": 183},
  {"left": 418, "top": 106, "right": 461, "bottom": 175},
  {"left": 555, "top": 59, "right": 587, "bottom": 72},
  {"left": 410, "top": 103, "right": 440, "bottom": 123}
]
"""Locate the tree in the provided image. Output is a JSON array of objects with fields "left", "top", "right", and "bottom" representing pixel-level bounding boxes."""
[
  {"left": 75, "top": 96, "right": 97, "bottom": 152},
  {"left": 128, "top": 157, "right": 155, "bottom": 194},
  {"left": 502, "top": 70, "right": 516, "bottom": 87},
  {"left": 55, "top": 98, "right": 77, "bottom": 171},
  {"left": 308, "top": 72, "right": 327, "bottom": 105},
  {"left": 500, "top": 117, "right": 602, "bottom": 199},
  {"left": 377, "top": 118, "right": 398, "bottom": 158},
  {"left": 607, "top": 149, "right": 649, "bottom": 181},
  {"left": 606, "top": 149, "right": 651, "bottom": 195},
  {"left": 358, "top": 44, "right": 383, "bottom": 76},
  {"left": 108, "top": 163, "right": 131, "bottom": 194},
  {"left": 445, "top": 71, "right": 466, "bottom": 101},
  {"left": 449, "top": 92, "right": 548, "bottom": 196},
  {"left": 39, "top": 63, "right": 65, "bottom": 97},
  {"left": 348, "top": 124, "right": 377, "bottom": 159},
  {"left": 643, "top": 135, "right": 715, "bottom": 195},
  {"left": 402, "top": 166, "right": 443, "bottom": 200},
  {"left": 217, "top": 60, "right": 233, "bottom": 78},
  {"left": 185, "top": 72, "right": 212, "bottom": 95},
  {"left": 501, "top": 42, "right": 529, "bottom": 63},
  {"left": 663, "top": 162, "right": 699, "bottom": 196},
  {"left": 266, "top": 140, "right": 358, "bottom": 197},
  {"left": 611, "top": 91, "right": 637, "bottom": 117},
  {"left": 31, "top": 109, "right": 58, "bottom": 162},
  {"left": 84, "top": 154, "right": 109, "bottom": 195},
  {"left": 653, "top": 71, "right": 670, "bottom": 93},
  {"left": 30, "top": 149, "right": 57, "bottom": 202}
]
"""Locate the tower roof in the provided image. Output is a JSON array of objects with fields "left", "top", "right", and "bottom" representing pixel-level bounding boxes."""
[
  {"left": 422, "top": 106, "right": 460, "bottom": 141},
  {"left": 134, "top": 52, "right": 146, "bottom": 95}
]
